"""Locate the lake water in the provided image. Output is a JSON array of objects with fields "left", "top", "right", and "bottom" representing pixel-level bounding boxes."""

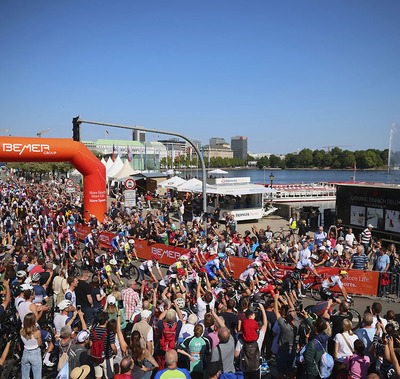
[{"left": 203, "top": 169, "right": 399, "bottom": 185}]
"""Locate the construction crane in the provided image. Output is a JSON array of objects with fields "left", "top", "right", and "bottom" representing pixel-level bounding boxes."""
[
  {"left": 323, "top": 145, "right": 351, "bottom": 152},
  {"left": 37, "top": 128, "right": 50, "bottom": 138},
  {"left": 0, "top": 129, "right": 8, "bottom": 132}
]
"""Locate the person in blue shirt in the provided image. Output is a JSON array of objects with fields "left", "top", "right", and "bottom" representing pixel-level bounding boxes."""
[{"left": 154, "top": 350, "right": 190, "bottom": 379}]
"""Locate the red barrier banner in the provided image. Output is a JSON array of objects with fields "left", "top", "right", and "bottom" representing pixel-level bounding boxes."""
[{"left": 76, "top": 225, "right": 379, "bottom": 296}]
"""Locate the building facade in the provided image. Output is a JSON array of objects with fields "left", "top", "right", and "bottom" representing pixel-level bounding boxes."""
[{"left": 231, "top": 136, "right": 248, "bottom": 160}]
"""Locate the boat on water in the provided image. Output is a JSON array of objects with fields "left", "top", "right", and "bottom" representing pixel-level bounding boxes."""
[{"left": 260, "top": 181, "right": 387, "bottom": 204}]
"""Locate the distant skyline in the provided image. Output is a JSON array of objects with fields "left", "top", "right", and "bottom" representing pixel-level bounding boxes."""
[{"left": 0, "top": 1, "right": 399, "bottom": 154}]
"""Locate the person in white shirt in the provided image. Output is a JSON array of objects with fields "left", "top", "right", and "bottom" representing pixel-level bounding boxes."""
[
  {"left": 345, "top": 228, "right": 356, "bottom": 249},
  {"left": 196, "top": 277, "right": 215, "bottom": 322},
  {"left": 299, "top": 242, "right": 311, "bottom": 261},
  {"left": 333, "top": 318, "right": 358, "bottom": 362}
]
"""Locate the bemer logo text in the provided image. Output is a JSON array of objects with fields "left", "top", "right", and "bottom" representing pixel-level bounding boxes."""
[{"left": 2, "top": 143, "right": 51, "bottom": 155}]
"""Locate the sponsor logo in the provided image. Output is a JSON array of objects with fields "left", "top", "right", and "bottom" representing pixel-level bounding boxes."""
[
  {"left": 99, "top": 234, "right": 110, "bottom": 243},
  {"left": 2, "top": 143, "right": 54, "bottom": 155},
  {"left": 151, "top": 246, "right": 182, "bottom": 261}
]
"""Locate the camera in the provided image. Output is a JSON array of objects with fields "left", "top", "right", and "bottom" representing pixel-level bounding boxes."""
[{"left": 77, "top": 305, "right": 81, "bottom": 311}]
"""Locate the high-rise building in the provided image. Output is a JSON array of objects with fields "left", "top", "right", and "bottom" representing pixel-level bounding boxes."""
[
  {"left": 209, "top": 137, "right": 226, "bottom": 148},
  {"left": 231, "top": 136, "right": 248, "bottom": 160},
  {"left": 132, "top": 131, "right": 146, "bottom": 142}
]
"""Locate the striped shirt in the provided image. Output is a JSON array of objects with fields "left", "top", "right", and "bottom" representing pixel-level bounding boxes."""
[
  {"left": 360, "top": 228, "right": 372, "bottom": 244},
  {"left": 351, "top": 253, "right": 369, "bottom": 270},
  {"left": 89, "top": 326, "right": 115, "bottom": 359}
]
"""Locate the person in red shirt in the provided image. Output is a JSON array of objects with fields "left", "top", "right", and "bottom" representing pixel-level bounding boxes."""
[
  {"left": 242, "top": 309, "right": 259, "bottom": 343},
  {"left": 114, "top": 356, "right": 134, "bottom": 379}
]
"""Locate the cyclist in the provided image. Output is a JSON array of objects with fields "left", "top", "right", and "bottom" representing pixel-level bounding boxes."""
[
  {"left": 125, "top": 239, "right": 138, "bottom": 261},
  {"left": 293, "top": 256, "right": 322, "bottom": 298},
  {"left": 139, "top": 255, "right": 163, "bottom": 283},
  {"left": 58, "top": 228, "right": 71, "bottom": 249},
  {"left": 100, "top": 258, "right": 123, "bottom": 287},
  {"left": 41, "top": 236, "right": 57, "bottom": 261},
  {"left": 167, "top": 255, "right": 191, "bottom": 275},
  {"left": 239, "top": 261, "right": 262, "bottom": 294},
  {"left": 319, "top": 270, "right": 349, "bottom": 304},
  {"left": 205, "top": 253, "right": 230, "bottom": 285},
  {"left": 84, "top": 229, "right": 98, "bottom": 250},
  {"left": 111, "top": 231, "right": 125, "bottom": 253},
  {"left": 27, "top": 224, "right": 40, "bottom": 246}
]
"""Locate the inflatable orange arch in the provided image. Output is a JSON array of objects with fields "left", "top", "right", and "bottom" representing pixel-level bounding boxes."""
[{"left": 0, "top": 137, "right": 107, "bottom": 220}]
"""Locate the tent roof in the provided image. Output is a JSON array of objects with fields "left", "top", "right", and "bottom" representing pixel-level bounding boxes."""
[
  {"left": 101, "top": 158, "right": 107, "bottom": 166},
  {"left": 208, "top": 169, "right": 228, "bottom": 174},
  {"left": 105, "top": 157, "right": 114, "bottom": 171},
  {"left": 109, "top": 160, "right": 139, "bottom": 180},
  {"left": 107, "top": 156, "right": 124, "bottom": 178},
  {"left": 175, "top": 178, "right": 203, "bottom": 191},
  {"left": 158, "top": 176, "right": 186, "bottom": 189},
  {"left": 181, "top": 183, "right": 276, "bottom": 196}
]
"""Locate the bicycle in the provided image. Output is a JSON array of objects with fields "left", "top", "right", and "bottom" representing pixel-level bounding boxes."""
[
  {"left": 273, "top": 226, "right": 295, "bottom": 243},
  {"left": 301, "top": 275, "right": 323, "bottom": 301},
  {"left": 120, "top": 258, "right": 140, "bottom": 282}
]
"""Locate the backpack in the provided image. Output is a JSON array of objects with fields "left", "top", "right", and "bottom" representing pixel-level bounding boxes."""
[
  {"left": 159, "top": 322, "right": 177, "bottom": 352},
  {"left": 313, "top": 339, "right": 334, "bottom": 378},
  {"left": 57, "top": 338, "right": 73, "bottom": 371},
  {"left": 90, "top": 329, "right": 108, "bottom": 364},
  {"left": 241, "top": 340, "right": 261, "bottom": 371},
  {"left": 217, "top": 344, "right": 244, "bottom": 379}
]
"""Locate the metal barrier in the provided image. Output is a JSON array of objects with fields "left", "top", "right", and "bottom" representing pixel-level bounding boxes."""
[{"left": 378, "top": 271, "right": 400, "bottom": 298}]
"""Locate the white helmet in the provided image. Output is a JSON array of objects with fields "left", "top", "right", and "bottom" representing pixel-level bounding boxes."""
[
  {"left": 326, "top": 240, "right": 331, "bottom": 247},
  {"left": 226, "top": 247, "right": 235, "bottom": 256},
  {"left": 253, "top": 261, "right": 262, "bottom": 268},
  {"left": 110, "top": 259, "right": 118, "bottom": 266},
  {"left": 128, "top": 239, "right": 135, "bottom": 244}
]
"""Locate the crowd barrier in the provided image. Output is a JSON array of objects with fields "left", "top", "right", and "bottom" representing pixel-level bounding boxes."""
[
  {"left": 76, "top": 224, "right": 380, "bottom": 297},
  {"left": 378, "top": 271, "right": 400, "bottom": 298}
]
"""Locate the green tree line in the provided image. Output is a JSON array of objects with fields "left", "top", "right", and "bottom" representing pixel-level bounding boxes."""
[{"left": 257, "top": 148, "right": 388, "bottom": 170}]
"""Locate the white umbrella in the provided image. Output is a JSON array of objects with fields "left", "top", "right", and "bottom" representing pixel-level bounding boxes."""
[
  {"left": 158, "top": 176, "right": 186, "bottom": 189},
  {"left": 208, "top": 169, "right": 228, "bottom": 175}
]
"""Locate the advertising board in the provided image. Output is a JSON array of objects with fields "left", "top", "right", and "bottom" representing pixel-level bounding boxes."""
[
  {"left": 77, "top": 224, "right": 380, "bottom": 296},
  {"left": 336, "top": 184, "right": 400, "bottom": 239}
]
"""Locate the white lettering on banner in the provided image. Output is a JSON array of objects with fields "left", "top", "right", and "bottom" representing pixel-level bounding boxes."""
[
  {"left": 151, "top": 246, "right": 182, "bottom": 260},
  {"left": 99, "top": 234, "right": 110, "bottom": 243},
  {"left": 2, "top": 143, "right": 52, "bottom": 155}
]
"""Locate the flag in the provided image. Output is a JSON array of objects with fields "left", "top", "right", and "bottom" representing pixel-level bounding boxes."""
[
  {"left": 140, "top": 148, "right": 143, "bottom": 166},
  {"left": 208, "top": 145, "right": 211, "bottom": 163},
  {"left": 130, "top": 131, "right": 133, "bottom": 136},
  {"left": 354, "top": 163, "right": 357, "bottom": 172},
  {"left": 118, "top": 145, "right": 122, "bottom": 158},
  {"left": 144, "top": 144, "right": 147, "bottom": 165},
  {"left": 56, "top": 362, "right": 69, "bottom": 379},
  {"left": 127, "top": 146, "right": 131, "bottom": 162},
  {"left": 189, "top": 146, "right": 192, "bottom": 163},
  {"left": 154, "top": 147, "right": 156, "bottom": 166},
  {"left": 202, "top": 146, "right": 204, "bottom": 161},
  {"left": 178, "top": 145, "right": 181, "bottom": 163},
  {"left": 112, "top": 144, "right": 115, "bottom": 162},
  {"left": 172, "top": 148, "right": 175, "bottom": 163},
  {"left": 105, "top": 130, "right": 109, "bottom": 135}
]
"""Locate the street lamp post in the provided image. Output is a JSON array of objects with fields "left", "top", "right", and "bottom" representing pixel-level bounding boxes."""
[{"left": 269, "top": 172, "right": 274, "bottom": 200}]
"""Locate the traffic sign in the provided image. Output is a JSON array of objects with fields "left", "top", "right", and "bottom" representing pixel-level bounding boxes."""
[
  {"left": 125, "top": 179, "right": 136, "bottom": 190},
  {"left": 66, "top": 179, "right": 75, "bottom": 188},
  {"left": 125, "top": 190, "right": 136, "bottom": 207}
]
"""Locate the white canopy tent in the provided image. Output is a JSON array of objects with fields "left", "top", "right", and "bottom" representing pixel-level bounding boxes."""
[
  {"left": 109, "top": 160, "right": 139, "bottom": 180},
  {"left": 101, "top": 157, "right": 107, "bottom": 166},
  {"left": 158, "top": 176, "right": 186, "bottom": 189},
  {"left": 208, "top": 169, "right": 228, "bottom": 175},
  {"left": 175, "top": 178, "right": 203, "bottom": 191},
  {"left": 105, "top": 158, "right": 114, "bottom": 172},
  {"left": 106, "top": 156, "right": 124, "bottom": 178}
]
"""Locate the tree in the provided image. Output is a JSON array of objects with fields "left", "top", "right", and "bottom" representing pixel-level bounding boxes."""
[
  {"left": 285, "top": 154, "right": 300, "bottom": 168},
  {"left": 341, "top": 150, "right": 355, "bottom": 168},
  {"left": 269, "top": 155, "right": 282, "bottom": 168},
  {"left": 313, "top": 150, "right": 325, "bottom": 167},
  {"left": 298, "top": 148, "right": 313, "bottom": 167},
  {"left": 257, "top": 156, "right": 269, "bottom": 169}
]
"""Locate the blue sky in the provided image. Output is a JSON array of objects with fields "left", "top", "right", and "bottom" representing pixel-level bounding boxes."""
[{"left": 0, "top": 0, "right": 399, "bottom": 154}]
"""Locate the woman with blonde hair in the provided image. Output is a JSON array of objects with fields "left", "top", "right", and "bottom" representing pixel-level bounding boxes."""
[
  {"left": 20, "top": 313, "right": 42, "bottom": 379},
  {"left": 333, "top": 318, "right": 359, "bottom": 378},
  {"left": 105, "top": 291, "right": 126, "bottom": 330}
]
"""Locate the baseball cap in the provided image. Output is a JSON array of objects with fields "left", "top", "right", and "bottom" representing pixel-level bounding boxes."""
[
  {"left": 58, "top": 300, "right": 72, "bottom": 310},
  {"left": 16, "top": 270, "right": 28, "bottom": 279},
  {"left": 77, "top": 330, "right": 90, "bottom": 343},
  {"left": 368, "top": 224, "right": 373, "bottom": 228},
  {"left": 107, "top": 295, "right": 116, "bottom": 305},
  {"left": 338, "top": 237, "right": 344, "bottom": 242},
  {"left": 141, "top": 310, "right": 152, "bottom": 319}
]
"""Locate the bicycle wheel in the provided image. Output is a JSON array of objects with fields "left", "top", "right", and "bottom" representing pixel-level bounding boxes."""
[
  {"left": 310, "top": 283, "right": 322, "bottom": 301},
  {"left": 349, "top": 308, "right": 362, "bottom": 331},
  {"left": 129, "top": 265, "right": 140, "bottom": 282},
  {"left": 273, "top": 231, "right": 284, "bottom": 241}
]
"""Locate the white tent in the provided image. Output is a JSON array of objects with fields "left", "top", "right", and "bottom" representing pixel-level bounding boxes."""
[
  {"left": 109, "top": 160, "right": 139, "bottom": 180},
  {"left": 175, "top": 178, "right": 203, "bottom": 191},
  {"left": 107, "top": 156, "right": 124, "bottom": 178},
  {"left": 158, "top": 176, "right": 186, "bottom": 189},
  {"left": 208, "top": 169, "right": 228, "bottom": 175},
  {"left": 101, "top": 157, "right": 107, "bottom": 166},
  {"left": 105, "top": 158, "right": 114, "bottom": 172}
]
